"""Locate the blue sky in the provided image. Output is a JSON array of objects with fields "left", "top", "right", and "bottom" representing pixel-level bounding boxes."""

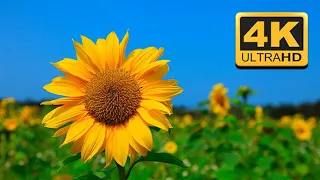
[{"left": 0, "top": 0, "right": 318, "bottom": 108}]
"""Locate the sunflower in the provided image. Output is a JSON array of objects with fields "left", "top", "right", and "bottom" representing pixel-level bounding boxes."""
[
  {"left": 41, "top": 31, "right": 183, "bottom": 167},
  {"left": 182, "top": 114, "right": 193, "bottom": 126},
  {"left": 20, "top": 106, "right": 34, "bottom": 121},
  {"left": 291, "top": 119, "right": 312, "bottom": 141},
  {"left": 0, "top": 109, "right": 5, "bottom": 119},
  {"left": 214, "top": 121, "right": 228, "bottom": 128},
  {"left": 248, "top": 119, "right": 256, "bottom": 128},
  {"left": 4, "top": 118, "right": 18, "bottom": 131},
  {"left": 255, "top": 105, "right": 263, "bottom": 120},
  {"left": 0, "top": 97, "right": 15, "bottom": 108},
  {"left": 164, "top": 141, "right": 178, "bottom": 154},
  {"left": 307, "top": 116, "right": 317, "bottom": 129},
  {"left": 209, "top": 83, "right": 230, "bottom": 118},
  {"left": 278, "top": 115, "right": 292, "bottom": 128}
]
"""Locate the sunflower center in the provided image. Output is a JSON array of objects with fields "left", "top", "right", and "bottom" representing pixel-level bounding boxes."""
[
  {"left": 84, "top": 69, "right": 141, "bottom": 125},
  {"left": 215, "top": 94, "right": 225, "bottom": 106},
  {"left": 297, "top": 128, "right": 305, "bottom": 134}
]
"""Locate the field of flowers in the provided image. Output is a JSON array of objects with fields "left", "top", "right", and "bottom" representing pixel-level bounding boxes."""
[{"left": 0, "top": 84, "right": 319, "bottom": 180}]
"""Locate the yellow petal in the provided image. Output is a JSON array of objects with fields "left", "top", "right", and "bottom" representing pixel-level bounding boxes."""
[
  {"left": 127, "top": 132, "right": 148, "bottom": 156},
  {"left": 81, "top": 122, "right": 106, "bottom": 162},
  {"left": 42, "top": 105, "right": 78, "bottom": 124},
  {"left": 123, "top": 47, "right": 157, "bottom": 75},
  {"left": 137, "top": 64, "right": 170, "bottom": 86},
  {"left": 53, "top": 125, "right": 71, "bottom": 137},
  {"left": 123, "top": 49, "right": 143, "bottom": 73},
  {"left": 51, "top": 58, "right": 92, "bottom": 82},
  {"left": 79, "top": 36, "right": 101, "bottom": 72},
  {"left": 41, "top": 97, "right": 83, "bottom": 106},
  {"left": 137, "top": 108, "right": 168, "bottom": 131},
  {"left": 119, "top": 31, "right": 129, "bottom": 68},
  {"left": 97, "top": 134, "right": 107, "bottom": 154},
  {"left": 149, "top": 109, "right": 172, "bottom": 129},
  {"left": 162, "top": 101, "right": 173, "bottom": 111},
  {"left": 43, "top": 106, "right": 64, "bottom": 124},
  {"left": 140, "top": 80, "right": 178, "bottom": 92},
  {"left": 61, "top": 116, "right": 95, "bottom": 146},
  {"left": 105, "top": 32, "right": 120, "bottom": 69},
  {"left": 141, "top": 86, "right": 183, "bottom": 101},
  {"left": 140, "top": 100, "right": 172, "bottom": 115},
  {"left": 43, "top": 76, "right": 85, "bottom": 97},
  {"left": 96, "top": 38, "right": 107, "bottom": 70},
  {"left": 70, "top": 134, "right": 86, "bottom": 154},
  {"left": 131, "top": 48, "right": 164, "bottom": 75},
  {"left": 105, "top": 127, "right": 114, "bottom": 167},
  {"left": 128, "top": 146, "right": 137, "bottom": 165},
  {"left": 112, "top": 125, "right": 129, "bottom": 166},
  {"left": 128, "top": 116, "right": 153, "bottom": 151},
  {"left": 44, "top": 104, "right": 87, "bottom": 128},
  {"left": 136, "top": 60, "right": 169, "bottom": 80},
  {"left": 73, "top": 40, "right": 97, "bottom": 74}
]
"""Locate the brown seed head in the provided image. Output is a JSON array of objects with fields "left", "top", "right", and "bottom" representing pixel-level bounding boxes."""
[{"left": 84, "top": 69, "right": 141, "bottom": 125}]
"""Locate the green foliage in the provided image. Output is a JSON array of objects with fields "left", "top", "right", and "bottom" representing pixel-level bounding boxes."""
[
  {"left": 1, "top": 95, "right": 320, "bottom": 180},
  {"left": 138, "top": 152, "right": 187, "bottom": 168},
  {"left": 58, "top": 153, "right": 81, "bottom": 171}
]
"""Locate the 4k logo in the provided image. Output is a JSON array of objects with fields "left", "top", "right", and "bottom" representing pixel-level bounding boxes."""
[{"left": 236, "top": 12, "right": 308, "bottom": 69}]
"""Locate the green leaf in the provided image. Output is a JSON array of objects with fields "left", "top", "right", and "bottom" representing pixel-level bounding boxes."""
[
  {"left": 222, "top": 115, "right": 237, "bottom": 124},
  {"left": 73, "top": 173, "right": 102, "bottom": 180},
  {"left": 168, "top": 128, "right": 172, "bottom": 134},
  {"left": 138, "top": 151, "right": 187, "bottom": 168},
  {"left": 243, "top": 105, "right": 255, "bottom": 116},
  {"left": 257, "top": 156, "right": 274, "bottom": 170},
  {"left": 215, "top": 168, "right": 237, "bottom": 180},
  {"left": 58, "top": 153, "right": 81, "bottom": 172},
  {"left": 98, "top": 167, "right": 115, "bottom": 180},
  {"left": 221, "top": 153, "right": 240, "bottom": 169},
  {"left": 268, "top": 171, "right": 290, "bottom": 180},
  {"left": 197, "top": 100, "right": 209, "bottom": 107},
  {"left": 227, "top": 132, "right": 245, "bottom": 144},
  {"left": 230, "top": 99, "right": 242, "bottom": 106},
  {"left": 201, "top": 109, "right": 209, "bottom": 116},
  {"left": 296, "top": 164, "right": 309, "bottom": 176},
  {"left": 150, "top": 126, "right": 161, "bottom": 132},
  {"left": 188, "top": 128, "right": 203, "bottom": 142},
  {"left": 278, "top": 129, "right": 293, "bottom": 139},
  {"left": 256, "top": 121, "right": 274, "bottom": 128},
  {"left": 259, "top": 136, "right": 273, "bottom": 147}
]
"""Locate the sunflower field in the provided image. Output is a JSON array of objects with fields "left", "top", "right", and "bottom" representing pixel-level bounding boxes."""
[{"left": 0, "top": 82, "right": 319, "bottom": 180}]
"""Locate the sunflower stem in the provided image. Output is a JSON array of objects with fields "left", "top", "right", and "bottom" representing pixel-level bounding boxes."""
[
  {"left": 0, "top": 133, "right": 7, "bottom": 180},
  {"left": 125, "top": 159, "right": 140, "bottom": 179},
  {"left": 116, "top": 162, "right": 126, "bottom": 180}
]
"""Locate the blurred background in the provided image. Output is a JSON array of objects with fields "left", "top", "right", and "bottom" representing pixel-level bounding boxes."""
[{"left": 0, "top": 0, "right": 319, "bottom": 179}]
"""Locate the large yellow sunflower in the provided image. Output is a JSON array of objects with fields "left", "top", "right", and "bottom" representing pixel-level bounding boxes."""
[
  {"left": 209, "top": 83, "right": 230, "bottom": 117},
  {"left": 41, "top": 31, "right": 183, "bottom": 167}
]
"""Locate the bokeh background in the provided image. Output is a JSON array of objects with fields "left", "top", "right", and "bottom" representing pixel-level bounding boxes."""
[{"left": 0, "top": 0, "right": 319, "bottom": 179}]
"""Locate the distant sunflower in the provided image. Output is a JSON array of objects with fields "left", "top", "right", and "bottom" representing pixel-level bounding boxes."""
[
  {"left": 279, "top": 115, "right": 292, "bottom": 128},
  {"left": 4, "top": 118, "right": 18, "bottom": 131},
  {"left": 307, "top": 117, "right": 317, "bottom": 129},
  {"left": 292, "top": 120, "right": 311, "bottom": 141},
  {"left": 214, "top": 121, "right": 228, "bottom": 128},
  {"left": 209, "top": 83, "right": 230, "bottom": 117},
  {"left": 164, "top": 141, "right": 178, "bottom": 154},
  {"left": 255, "top": 106, "right": 263, "bottom": 120},
  {"left": 182, "top": 114, "right": 193, "bottom": 126},
  {"left": 41, "top": 31, "right": 183, "bottom": 167}
]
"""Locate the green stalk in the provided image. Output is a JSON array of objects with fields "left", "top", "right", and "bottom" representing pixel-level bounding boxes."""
[
  {"left": 116, "top": 162, "right": 126, "bottom": 180},
  {"left": 0, "top": 133, "right": 7, "bottom": 180}
]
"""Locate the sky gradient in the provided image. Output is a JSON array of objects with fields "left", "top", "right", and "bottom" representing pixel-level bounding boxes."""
[{"left": 0, "top": 0, "right": 318, "bottom": 108}]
